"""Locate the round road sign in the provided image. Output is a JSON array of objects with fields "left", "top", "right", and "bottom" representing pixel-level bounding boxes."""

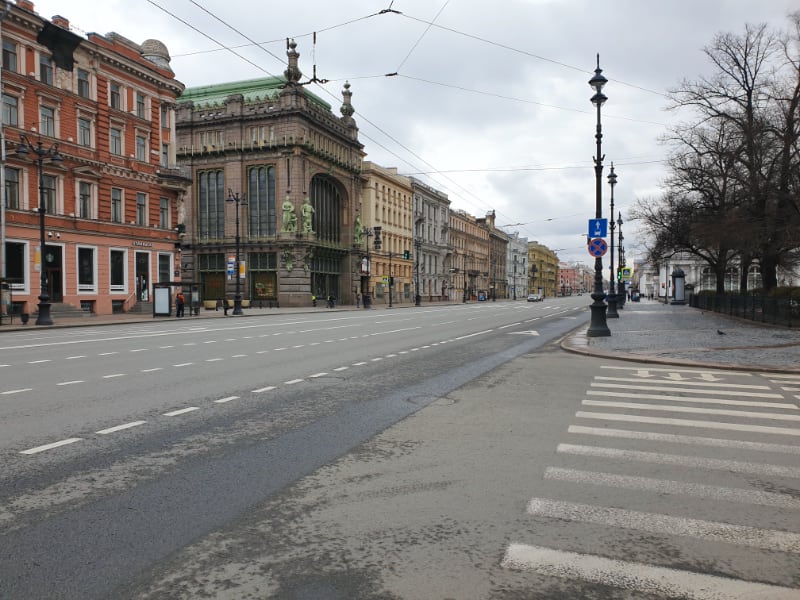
[{"left": 588, "top": 237, "right": 608, "bottom": 257}]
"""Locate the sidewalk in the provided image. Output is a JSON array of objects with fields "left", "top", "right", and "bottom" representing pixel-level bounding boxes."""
[{"left": 562, "top": 298, "right": 800, "bottom": 373}]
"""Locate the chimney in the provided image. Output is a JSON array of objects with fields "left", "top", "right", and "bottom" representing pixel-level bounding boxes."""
[
  {"left": 17, "top": 1, "right": 35, "bottom": 12},
  {"left": 52, "top": 15, "right": 70, "bottom": 30}
]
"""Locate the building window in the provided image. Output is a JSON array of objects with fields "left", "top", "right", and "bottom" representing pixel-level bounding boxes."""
[
  {"left": 2, "top": 94, "right": 18, "bottom": 127},
  {"left": 78, "top": 247, "right": 95, "bottom": 289},
  {"left": 4, "top": 167, "right": 19, "bottom": 209},
  {"left": 39, "top": 55, "right": 54, "bottom": 85},
  {"left": 161, "top": 142, "right": 169, "bottom": 168},
  {"left": 135, "top": 134, "right": 146, "bottom": 161},
  {"left": 158, "top": 253, "right": 171, "bottom": 284},
  {"left": 5, "top": 241, "right": 25, "bottom": 287},
  {"left": 40, "top": 106, "right": 55, "bottom": 137},
  {"left": 247, "top": 165, "right": 276, "bottom": 237},
  {"left": 198, "top": 170, "right": 225, "bottom": 239},
  {"left": 77, "top": 68, "right": 91, "bottom": 98},
  {"left": 160, "top": 102, "right": 169, "bottom": 128},
  {"left": 41, "top": 174, "right": 57, "bottom": 214},
  {"left": 110, "top": 249, "right": 126, "bottom": 288},
  {"left": 2, "top": 40, "right": 17, "bottom": 73},
  {"left": 111, "top": 188, "right": 123, "bottom": 223},
  {"left": 110, "top": 127, "right": 122, "bottom": 155},
  {"left": 78, "top": 181, "right": 92, "bottom": 219},
  {"left": 78, "top": 117, "right": 91, "bottom": 147},
  {"left": 135, "top": 92, "right": 146, "bottom": 118},
  {"left": 159, "top": 197, "right": 169, "bottom": 229},
  {"left": 136, "top": 192, "right": 147, "bottom": 225},
  {"left": 110, "top": 82, "right": 121, "bottom": 110}
]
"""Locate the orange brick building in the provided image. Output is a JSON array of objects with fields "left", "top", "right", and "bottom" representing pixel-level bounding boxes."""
[{"left": 1, "top": 2, "right": 188, "bottom": 318}]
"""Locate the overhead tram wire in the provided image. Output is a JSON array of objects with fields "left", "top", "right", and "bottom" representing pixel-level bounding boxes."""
[{"left": 393, "top": 0, "right": 451, "bottom": 73}]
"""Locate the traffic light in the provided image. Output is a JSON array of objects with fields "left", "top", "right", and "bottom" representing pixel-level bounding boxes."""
[
  {"left": 617, "top": 269, "right": 622, "bottom": 281},
  {"left": 403, "top": 249, "right": 410, "bottom": 259}
]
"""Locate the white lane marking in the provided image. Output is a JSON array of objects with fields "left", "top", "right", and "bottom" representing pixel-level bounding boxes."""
[
  {"left": 203, "top": 340, "right": 217, "bottom": 344},
  {"left": 163, "top": 407, "right": 199, "bottom": 416},
  {"left": 576, "top": 411, "right": 800, "bottom": 437},
  {"left": 590, "top": 382, "right": 782, "bottom": 398},
  {"left": 20, "top": 438, "right": 83, "bottom": 455},
  {"left": 66, "top": 355, "right": 86, "bottom": 360},
  {"left": 141, "top": 367, "right": 163, "bottom": 373},
  {"left": 309, "top": 372, "right": 328, "bottom": 378},
  {"left": 103, "top": 373, "right": 125, "bottom": 379},
  {"left": 293, "top": 345, "right": 305, "bottom": 349},
  {"left": 159, "top": 345, "right": 174, "bottom": 349},
  {"left": 130, "top": 348, "right": 147, "bottom": 353},
  {"left": 568, "top": 425, "right": 800, "bottom": 454},
  {"left": 594, "top": 376, "right": 769, "bottom": 389},
  {"left": 370, "top": 357, "right": 383, "bottom": 362},
  {"left": 558, "top": 443, "right": 800, "bottom": 479},
  {"left": 214, "top": 396, "right": 239, "bottom": 404},
  {"left": 765, "top": 374, "right": 800, "bottom": 380},
  {"left": 333, "top": 366, "right": 348, "bottom": 371},
  {"left": 583, "top": 399, "right": 800, "bottom": 422},
  {"left": 544, "top": 467, "right": 800, "bottom": 510},
  {"left": 284, "top": 379, "right": 303, "bottom": 385},
  {"left": 353, "top": 361, "right": 367, "bottom": 366},
  {"left": 602, "top": 364, "right": 750, "bottom": 376},
  {"left": 98, "top": 352, "right": 118, "bottom": 356},
  {"left": 385, "top": 353, "right": 398, "bottom": 358},
  {"left": 0, "top": 364, "right": 8, "bottom": 368},
  {"left": 587, "top": 390, "right": 796, "bottom": 410},
  {"left": 309, "top": 342, "right": 320, "bottom": 346},
  {"left": 57, "top": 380, "right": 84, "bottom": 386},
  {"left": 2, "top": 388, "right": 32, "bottom": 395},
  {"left": 173, "top": 362, "right": 193, "bottom": 367},
  {"left": 274, "top": 347, "right": 287, "bottom": 351},
  {"left": 256, "top": 350, "right": 268, "bottom": 354},
  {"left": 501, "top": 544, "right": 799, "bottom": 599},
  {"left": 28, "top": 359, "right": 51, "bottom": 364},
  {"left": 526, "top": 497, "right": 800, "bottom": 553},
  {"left": 231, "top": 354, "right": 247, "bottom": 358},
  {"left": 96, "top": 421, "right": 146, "bottom": 435},
  {"left": 206, "top": 358, "right": 223, "bottom": 362},
  {"left": 183, "top": 342, "right": 197, "bottom": 346},
  {"left": 252, "top": 386, "right": 276, "bottom": 393}
]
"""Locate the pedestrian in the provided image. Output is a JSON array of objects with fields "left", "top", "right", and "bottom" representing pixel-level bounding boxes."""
[
  {"left": 311, "top": 294, "right": 317, "bottom": 307},
  {"left": 223, "top": 298, "right": 229, "bottom": 316},
  {"left": 355, "top": 292, "right": 360, "bottom": 308},
  {"left": 175, "top": 291, "right": 185, "bottom": 317}
]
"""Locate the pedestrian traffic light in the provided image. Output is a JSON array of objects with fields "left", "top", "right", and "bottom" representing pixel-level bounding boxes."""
[
  {"left": 617, "top": 269, "right": 622, "bottom": 281},
  {"left": 403, "top": 249, "right": 410, "bottom": 259}
]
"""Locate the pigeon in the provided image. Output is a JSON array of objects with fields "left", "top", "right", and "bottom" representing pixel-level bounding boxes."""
[{"left": 717, "top": 330, "right": 726, "bottom": 335}]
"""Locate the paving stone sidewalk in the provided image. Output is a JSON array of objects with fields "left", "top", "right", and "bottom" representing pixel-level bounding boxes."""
[{"left": 563, "top": 298, "right": 800, "bottom": 373}]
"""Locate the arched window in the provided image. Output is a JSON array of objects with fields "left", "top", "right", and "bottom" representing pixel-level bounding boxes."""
[
  {"left": 724, "top": 267, "right": 739, "bottom": 292},
  {"left": 747, "top": 264, "right": 762, "bottom": 291},
  {"left": 309, "top": 175, "right": 342, "bottom": 243},
  {"left": 247, "top": 165, "right": 276, "bottom": 237},
  {"left": 198, "top": 169, "right": 224, "bottom": 240},
  {"left": 700, "top": 267, "right": 714, "bottom": 290}
]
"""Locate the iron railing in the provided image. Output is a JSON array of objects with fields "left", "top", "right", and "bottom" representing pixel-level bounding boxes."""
[{"left": 690, "top": 292, "right": 800, "bottom": 328}]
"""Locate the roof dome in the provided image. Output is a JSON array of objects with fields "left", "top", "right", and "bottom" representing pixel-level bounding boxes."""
[{"left": 140, "top": 39, "right": 172, "bottom": 71}]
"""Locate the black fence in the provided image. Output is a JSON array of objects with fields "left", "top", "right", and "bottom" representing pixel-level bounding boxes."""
[{"left": 690, "top": 292, "right": 800, "bottom": 328}]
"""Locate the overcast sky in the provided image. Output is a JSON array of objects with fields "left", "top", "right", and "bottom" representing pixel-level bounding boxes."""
[{"left": 30, "top": 0, "right": 798, "bottom": 265}]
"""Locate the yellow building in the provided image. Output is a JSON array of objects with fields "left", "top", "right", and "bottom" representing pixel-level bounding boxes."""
[
  {"left": 450, "top": 210, "right": 490, "bottom": 301},
  {"left": 359, "top": 162, "right": 413, "bottom": 305},
  {"left": 528, "top": 241, "right": 559, "bottom": 298}
]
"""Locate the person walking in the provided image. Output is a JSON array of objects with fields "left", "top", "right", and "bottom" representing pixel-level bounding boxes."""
[
  {"left": 175, "top": 291, "right": 185, "bottom": 317},
  {"left": 355, "top": 292, "right": 360, "bottom": 308}
]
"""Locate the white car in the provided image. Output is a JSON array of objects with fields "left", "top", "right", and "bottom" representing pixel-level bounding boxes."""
[{"left": 527, "top": 294, "right": 542, "bottom": 302}]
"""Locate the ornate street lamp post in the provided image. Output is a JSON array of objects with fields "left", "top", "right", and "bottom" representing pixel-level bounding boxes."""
[
  {"left": 414, "top": 238, "right": 421, "bottom": 306},
  {"left": 226, "top": 190, "right": 247, "bottom": 315},
  {"left": 16, "top": 135, "right": 62, "bottom": 326},
  {"left": 587, "top": 55, "right": 611, "bottom": 337},
  {"left": 606, "top": 163, "right": 619, "bottom": 318},
  {"left": 617, "top": 213, "right": 625, "bottom": 307}
]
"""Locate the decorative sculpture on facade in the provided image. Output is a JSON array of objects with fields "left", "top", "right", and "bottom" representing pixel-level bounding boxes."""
[
  {"left": 282, "top": 197, "right": 297, "bottom": 233},
  {"left": 301, "top": 196, "right": 315, "bottom": 234}
]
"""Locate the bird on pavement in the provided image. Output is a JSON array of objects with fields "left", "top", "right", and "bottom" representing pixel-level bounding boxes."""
[{"left": 717, "top": 330, "right": 726, "bottom": 335}]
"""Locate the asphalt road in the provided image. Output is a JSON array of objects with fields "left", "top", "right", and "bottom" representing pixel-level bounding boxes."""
[{"left": 0, "top": 297, "right": 589, "bottom": 599}]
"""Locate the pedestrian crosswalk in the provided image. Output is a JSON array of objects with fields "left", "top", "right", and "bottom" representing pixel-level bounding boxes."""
[{"left": 502, "top": 365, "right": 800, "bottom": 598}]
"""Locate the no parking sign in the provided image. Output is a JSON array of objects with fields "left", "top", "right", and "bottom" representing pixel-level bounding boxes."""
[{"left": 588, "top": 237, "right": 608, "bottom": 257}]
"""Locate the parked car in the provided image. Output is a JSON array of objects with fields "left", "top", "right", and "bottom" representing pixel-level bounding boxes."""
[{"left": 527, "top": 293, "right": 542, "bottom": 302}]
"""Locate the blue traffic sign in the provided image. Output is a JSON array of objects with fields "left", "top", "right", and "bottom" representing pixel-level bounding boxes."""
[
  {"left": 588, "top": 218, "right": 608, "bottom": 238},
  {"left": 588, "top": 237, "right": 608, "bottom": 257}
]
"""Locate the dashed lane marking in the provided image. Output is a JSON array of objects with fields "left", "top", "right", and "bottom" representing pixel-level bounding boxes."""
[
  {"left": 20, "top": 438, "right": 83, "bottom": 455},
  {"left": 163, "top": 407, "right": 200, "bottom": 417},
  {"left": 214, "top": 396, "right": 239, "bottom": 404},
  {"left": 252, "top": 386, "right": 276, "bottom": 393},
  {"left": 96, "top": 421, "right": 146, "bottom": 435},
  {"left": 57, "top": 380, "right": 84, "bottom": 386},
  {"left": 102, "top": 374, "right": 125, "bottom": 379},
  {"left": 2, "top": 388, "right": 32, "bottom": 395}
]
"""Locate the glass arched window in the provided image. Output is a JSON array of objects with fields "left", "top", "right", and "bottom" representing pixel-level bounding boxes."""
[
  {"left": 309, "top": 175, "right": 342, "bottom": 243},
  {"left": 747, "top": 264, "right": 762, "bottom": 291},
  {"left": 248, "top": 165, "right": 276, "bottom": 237},
  {"left": 724, "top": 267, "right": 739, "bottom": 292},
  {"left": 198, "top": 170, "right": 224, "bottom": 240},
  {"left": 700, "top": 267, "right": 714, "bottom": 291}
]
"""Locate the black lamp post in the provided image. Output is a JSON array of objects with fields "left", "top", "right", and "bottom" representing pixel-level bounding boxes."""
[
  {"left": 226, "top": 190, "right": 247, "bottom": 315},
  {"left": 606, "top": 163, "right": 619, "bottom": 318},
  {"left": 16, "top": 135, "right": 62, "bottom": 326},
  {"left": 617, "top": 213, "right": 625, "bottom": 307},
  {"left": 388, "top": 251, "right": 393, "bottom": 308},
  {"left": 414, "top": 238, "right": 421, "bottom": 306},
  {"left": 587, "top": 55, "right": 611, "bottom": 337},
  {"left": 531, "top": 265, "right": 538, "bottom": 296}
]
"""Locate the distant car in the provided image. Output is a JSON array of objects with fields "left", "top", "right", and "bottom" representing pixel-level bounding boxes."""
[{"left": 527, "top": 293, "right": 542, "bottom": 302}]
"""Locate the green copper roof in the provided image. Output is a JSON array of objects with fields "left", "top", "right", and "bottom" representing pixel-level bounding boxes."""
[{"left": 179, "top": 76, "right": 332, "bottom": 111}]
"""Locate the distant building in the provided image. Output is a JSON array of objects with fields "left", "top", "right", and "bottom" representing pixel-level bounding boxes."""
[
  {"left": 410, "top": 176, "right": 450, "bottom": 302},
  {"left": 506, "top": 232, "right": 528, "bottom": 300},
  {"left": 1, "top": 2, "right": 188, "bottom": 317}
]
